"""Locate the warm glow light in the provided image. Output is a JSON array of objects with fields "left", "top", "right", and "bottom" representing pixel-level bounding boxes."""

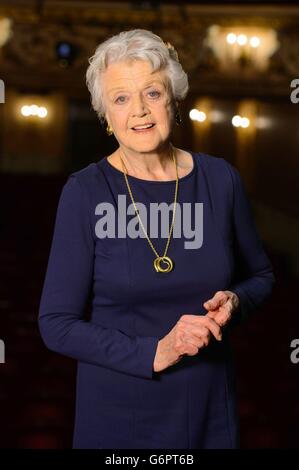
[
  {"left": 189, "top": 109, "right": 206, "bottom": 122},
  {"left": 189, "top": 109, "right": 200, "bottom": 121},
  {"left": 232, "top": 115, "right": 250, "bottom": 128},
  {"left": 241, "top": 117, "right": 250, "bottom": 128},
  {"left": 30, "top": 104, "right": 39, "bottom": 116},
  {"left": 0, "top": 17, "right": 12, "bottom": 48},
  {"left": 250, "top": 36, "right": 260, "bottom": 48},
  {"left": 21, "top": 105, "right": 31, "bottom": 117},
  {"left": 38, "top": 107, "right": 48, "bottom": 118},
  {"left": 20, "top": 104, "right": 49, "bottom": 119},
  {"left": 237, "top": 34, "right": 248, "bottom": 46},
  {"left": 206, "top": 25, "right": 279, "bottom": 72},
  {"left": 210, "top": 110, "right": 225, "bottom": 123},
  {"left": 226, "top": 33, "right": 237, "bottom": 44},
  {"left": 256, "top": 116, "right": 271, "bottom": 129},
  {"left": 232, "top": 115, "right": 242, "bottom": 127},
  {"left": 197, "top": 111, "right": 206, "bottom": 122}
]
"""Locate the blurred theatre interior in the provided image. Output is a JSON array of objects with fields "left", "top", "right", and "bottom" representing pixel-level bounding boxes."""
[{"left": 0, "top": 0, "right": 299, "bottom": 449}]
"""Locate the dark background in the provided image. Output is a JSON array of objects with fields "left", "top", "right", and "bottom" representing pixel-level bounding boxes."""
[{"left": 0, "top": 0, "right": 298, "bottom": 448}]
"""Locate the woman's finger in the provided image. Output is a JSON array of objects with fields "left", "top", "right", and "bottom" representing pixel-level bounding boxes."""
[
  {"left": 211, "top": 306, "right": 232, "bottom": 327},
  {"left": 188, "top": 318, "right": 222, "bottom": 342},
  {"left": 203, "top": 291, "right": 228, "bottom": 311},
  {"left": 183, "top": 334, "right": 206, "bottom": 350}
]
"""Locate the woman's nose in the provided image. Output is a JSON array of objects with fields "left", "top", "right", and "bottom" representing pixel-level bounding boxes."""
[{"left": 131, "top": 94, "right": 149, "bottom": 117}]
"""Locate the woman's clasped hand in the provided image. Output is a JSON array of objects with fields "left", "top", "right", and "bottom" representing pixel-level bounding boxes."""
[{"left": 153, "top": 290, "right": 239, "bottom": 372}]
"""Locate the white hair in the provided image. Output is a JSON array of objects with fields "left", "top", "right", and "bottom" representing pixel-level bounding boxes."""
[{"left": 86, "top": 29, "right": 189, "bottom": 121}]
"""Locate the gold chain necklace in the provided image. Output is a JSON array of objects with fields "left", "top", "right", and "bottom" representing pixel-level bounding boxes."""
[{"left": 119, "top": 146, "right": 178, "bottom": 273}]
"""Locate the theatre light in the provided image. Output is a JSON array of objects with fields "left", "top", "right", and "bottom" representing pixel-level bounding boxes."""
[
  {"left": 232, "top": 115, "right": 250, "bottom": 128},
  {"left": 20, "top": 104, "right": 48, "bottom": 119},
  {"left": 189, "top": 109, "right": 206, "bottom": 122},
  {"left": 207, "top": 25, "right": 279, "bottom": 71},
  {"left": 0, "top": 17, "right": 12, "bottom": 48}
]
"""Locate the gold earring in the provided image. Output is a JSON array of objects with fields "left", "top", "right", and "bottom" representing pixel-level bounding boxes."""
[
  {"left": 175, "top": 111, "right": 182, "bottom": 125},
  {"left": 106, "top": 124, "right": 113, "bottom": 136}
]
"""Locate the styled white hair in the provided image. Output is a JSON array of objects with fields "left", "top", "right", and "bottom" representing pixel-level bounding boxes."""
[{"left": 86, "top": 29, "right": 189, "bottom": 121}]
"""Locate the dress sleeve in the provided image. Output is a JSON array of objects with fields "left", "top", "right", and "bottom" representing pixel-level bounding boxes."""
[
  {"left": 38, "top": 175, "right": 159, "bottom": 379},
  {"left": 226, "top": 164, "right": 276, "bottom": 324}
]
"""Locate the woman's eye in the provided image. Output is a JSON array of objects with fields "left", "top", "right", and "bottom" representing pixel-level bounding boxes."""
[
  {"left": 115, "top": 96, "right": 127, "bottom": 104},
  {"left": 148, "top": 90, "right": 161, "bottom": 98}
]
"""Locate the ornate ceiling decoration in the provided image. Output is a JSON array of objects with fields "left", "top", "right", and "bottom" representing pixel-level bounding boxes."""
[{"left": 0, "top": 2, "right": 298, "bottom": 96}]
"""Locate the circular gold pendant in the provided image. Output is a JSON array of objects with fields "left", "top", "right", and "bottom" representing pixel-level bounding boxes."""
[{"left": 154, "top": 256, "right": 174, "bottom": 273}]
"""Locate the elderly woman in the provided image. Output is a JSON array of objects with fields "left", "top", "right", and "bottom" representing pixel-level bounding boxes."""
[{"left": 38, "top": 29, "right": 275, "bottom": 449}]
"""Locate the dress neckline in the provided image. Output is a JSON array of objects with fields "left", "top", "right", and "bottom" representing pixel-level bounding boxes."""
[{"left": 102, "top": 150, "right": 197, "bottom": 184}]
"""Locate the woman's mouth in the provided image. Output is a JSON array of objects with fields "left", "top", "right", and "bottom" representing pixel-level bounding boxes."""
[{"left": 131, "top": 123, "right": 156, "bottom": 132}]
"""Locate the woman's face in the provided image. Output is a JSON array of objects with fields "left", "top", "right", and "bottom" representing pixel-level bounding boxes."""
[{"left": 102, "top": 59, "right": 175, "bottom": 155}]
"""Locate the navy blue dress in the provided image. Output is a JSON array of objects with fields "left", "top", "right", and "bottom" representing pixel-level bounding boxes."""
[{"left": 38, "top": 151, "right": 275, "bottom": 449}]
